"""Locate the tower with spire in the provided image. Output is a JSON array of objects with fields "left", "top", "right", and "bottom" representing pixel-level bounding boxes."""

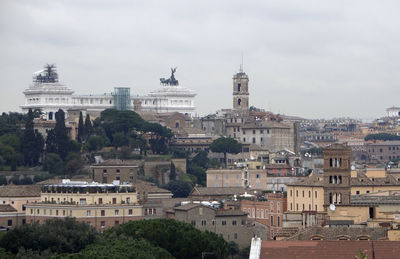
[{"left": 232, "top": 64, "right": 249, "bottom": 111}]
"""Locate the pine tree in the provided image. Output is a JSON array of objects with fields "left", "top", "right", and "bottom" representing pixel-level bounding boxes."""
[
  {"left": 54, "top": 109, "right": 69, "bottom": 161},
  {"left": 84, "top": 114, "right": 93, "bottom": 140},
  {"left": 77, "top": 112, "right": 85, "bottom": 143}
]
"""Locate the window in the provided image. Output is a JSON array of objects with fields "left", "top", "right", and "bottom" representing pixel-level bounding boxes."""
[
  {"left": 63, "top": 210, "right": 66, "bottom": 216},
  {"left": 80, "top": 198, "right": 86, "bottom": 205},
  {"left": 252, "top": 208, "right": 255, "bottom": 217},
  {"left": 278, "top": 216, "right": 280, "bottom": 227},
  {"left": 234, "top": 233, "right": 238, "bottom": 239},
  {"left": 101, "top": 210, "right": 105, "bottom": 216},
  {"left": 252, "top": 137, "right": 256, "bottom": 143},
  {"left": 128, "top": 209, "right": 133, "bottom": 215},
  {"left": 256, "top": 174, "right": 260, "bottom": 179},
  {"left": 87, "top": 210, "right": 91, "bottom": 216},
  {"left": 270, "top": 202, "right": 274, "bottom": 213},
  {"left": 290, "top": 190, "right": 293, "bottom": 196},
  {"left": 356, "top": 190, "right": 360, "bottom": 195},
  {"left": 115, "top": 210, "right": 119, "bottom": 216},
  {"left": 103, "top": 169, "right": 107, "bottom": 173},
  {"left": 7, "top": 220, "right": 12, "bottom": 226},
  {"left": 270, "top": 216, "right": 274, "bottom": 226},
  {"left": 126, "top": 197, "right": 131, "bottom": 204},
  {"left": 296, "top": 190, "right": 298, "bottom": 197},
  {"left": 222, "top": 220, "right": 227, "bottom": 225},
  {"left": 98, "top": 198, "right": 103, "bottom": 204},
  {"left": 112, "top": 198, "right": 117, "bottom": 204},
  {"left": 201, "top": 220, "right": 207, "bottom": 226},
  {"left": 256, "top": 209, "right": 260, "bottom": 218},
  {"left": 302, "top": 190, "right": 304, "bottom": 197},
  {"left": 115, "top": 221, "right": 119, "bottom": 225},
  {"left": 315, "top": 191, "right": 317, "bottom": 198},
  {"left": 309, "top": 191, "right": 311, "bottom": 198},
  {"left": 232, "top": 220, "right": 237, "bottom": 225},
  {"left": 216, "top": 175, "right": 219, "bottom": 179},
  {"left": 101, "top": 221, "right": 105, "bottom": 228},
  {"left": 116, "top": 169, "right": 120, "bottom": 173}
]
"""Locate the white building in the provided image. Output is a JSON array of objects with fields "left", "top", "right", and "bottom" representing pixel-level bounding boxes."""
[
  {"left": 21, "top": 65, "right": 196, "bottom": 120},
  {"left": 387, "top": 106, "right": 400, "bottom": 117}
]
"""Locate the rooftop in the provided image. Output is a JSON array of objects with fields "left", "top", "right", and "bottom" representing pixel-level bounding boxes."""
[
  {"left": 284, "top": 226, "right": 387, "bottom": 241},
  {"left": 0, "top": 204, "right": 17, "bottom": 213},
  {"left": 0, "top": 185, "right": 41, "bottom": 197},
  {"left": 258, "top": 240, "right": 400, "bottom": 259}
]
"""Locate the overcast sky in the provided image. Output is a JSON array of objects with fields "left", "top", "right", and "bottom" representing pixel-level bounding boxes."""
[{"left": 0, "top": 0, "right": 399, "bottom": 119}]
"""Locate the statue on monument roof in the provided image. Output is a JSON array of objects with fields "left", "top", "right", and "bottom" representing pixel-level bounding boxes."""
[
  {"left": 160, "top": 67, "right": 179, "bottom": 86},
  {"left": 33, "top": 64, "right": 59, "bottom": 83}
]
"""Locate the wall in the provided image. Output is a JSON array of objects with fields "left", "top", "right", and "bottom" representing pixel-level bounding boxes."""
[{"left": 287, "top": 186, "right": 324, "bottom": 212}]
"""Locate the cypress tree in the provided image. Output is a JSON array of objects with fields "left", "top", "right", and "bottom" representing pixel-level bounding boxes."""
[
  {"left": 84, "top": 114, "right": 93, "bottom": 140},
  {"left": 54, "top": 109, "right": 69, "bottom": 161},
  {"left": 77, "top": 111, "right": 85, "bottom": 143},
  {"left": 21, "top": 109, "right": 36, "bottom": 166}
]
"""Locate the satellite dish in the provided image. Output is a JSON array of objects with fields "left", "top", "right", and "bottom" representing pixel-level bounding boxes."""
[{"left": 329, "top": 204, "right": 336, "bottom": 211}]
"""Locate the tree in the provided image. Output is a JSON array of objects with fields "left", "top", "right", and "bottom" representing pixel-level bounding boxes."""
[
  {"left": 65, "top": 152, "right": 83, "bottom": 178},
  {"left": 77, "top": 111, "right": 85, "bottom": 143},
  {"left": 112, "top": 132, "right": 126, "bottom": 149},
  {"left": 54, "top": 109, "right": 69, "bottom": 160},
  {"left": 45, "top": 129, "right": 57, "bottom": 153},
  {"left": 210, "top": 137, "right": 242, "bottom": 167},
  {"left": 0, "top": 218, "right": 97, "bottom": 254},
  {"left": 163, "top": 180, "right": 193, "bottom": 198},
  {"left": 21, "top": 109, "right": 37, "bottom": 166},
  {"left": 103, "top": 219, "right": 228, "bottom": 259},
  {"left": 170, "top": 162, "right": 176, "bottom": 181},
  {"left": 43, "top": 153, "right": 64, "bottom": 175},
  {"left": 85, "top": 136, "right": 109, "bottom": 152},
  {"left": 84, "top": 114, "right": 93, "bottom": 140},
  {"left": 67, "top": 238, "right": 173, "bottom": 259}
]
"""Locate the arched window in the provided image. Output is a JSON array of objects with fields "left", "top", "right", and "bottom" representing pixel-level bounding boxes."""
[
  {"left": 336, "top": 235, "right": 351, "bottom": 240},
  {"left": 329, "top": 193, "right": 333, "bottom": 204},
  {"left": 48, "top": 112, "right": 53, "bottom": 120},
  {"left": 237, "top": 83, "right": 241, "bottom": 92},
  {"left": 237, "top": 99, "right": 241, "bottom": 106}
]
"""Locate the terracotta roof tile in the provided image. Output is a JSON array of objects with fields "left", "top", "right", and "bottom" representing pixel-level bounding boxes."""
[
  {"left": 260, "top": 240, "right": 400, "bottom": 259},
  {"left": 0, "top": 185, "right": 41, "bottom": 197}
]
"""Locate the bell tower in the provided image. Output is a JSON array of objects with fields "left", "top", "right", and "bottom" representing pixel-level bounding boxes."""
[
  {"left": 323, "top": 144, "right": 352, "bottom": 208},
  {"left": 232, "top": 65, "right": 249, "bottom": 111}
]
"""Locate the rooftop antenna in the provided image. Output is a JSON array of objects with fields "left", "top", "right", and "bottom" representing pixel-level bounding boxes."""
[{"left": 239, "top": 53, "right": 244, "bottom": 72}]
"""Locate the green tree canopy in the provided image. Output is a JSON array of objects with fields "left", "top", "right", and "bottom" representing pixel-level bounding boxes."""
[
  {"left": 103, "top": 219, "right": 228, "bottom": 259},
  {"left": 66, "top": 238, "right": 173, "bottom": 259},
  {"left": 0, "top": 218, "right": 97, "bottom": 254},
  {"left": 365, "top": 133, "right": 400, "bottom": 141},
  {"left": 210, "top": 137, "right": 242, "bottom": 167}
]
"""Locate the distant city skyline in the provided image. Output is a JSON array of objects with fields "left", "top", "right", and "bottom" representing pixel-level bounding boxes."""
[{"left": 1, "top": 0, "right": 399, "bottom": 119}]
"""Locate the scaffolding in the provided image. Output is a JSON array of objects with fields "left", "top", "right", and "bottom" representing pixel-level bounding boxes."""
[{"left": 113, "top": 87, "right": 131, "bottom": 111}]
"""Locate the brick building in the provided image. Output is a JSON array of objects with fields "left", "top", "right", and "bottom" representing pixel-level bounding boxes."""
[{"left": 241, "top": 193, "right": 287, "bottom": 239}]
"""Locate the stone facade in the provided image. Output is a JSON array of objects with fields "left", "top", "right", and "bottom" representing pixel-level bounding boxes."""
[
  {"left": 91, "top": 159, "right": 139, "bottom": 184},
  {"left": 25, "top": 180, "right": 142, "bottom": 231},
  {"left": 232, "top": 69, "right": 249, "bottom": 112},
  {"left": 173, "top": 203, "right": 253, "bottom": 248}
]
